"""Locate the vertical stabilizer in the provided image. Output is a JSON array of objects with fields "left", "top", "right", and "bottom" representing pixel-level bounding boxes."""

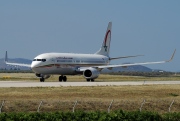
[{"left": 95, "top": 22, "right": 112, "bottom": 56}]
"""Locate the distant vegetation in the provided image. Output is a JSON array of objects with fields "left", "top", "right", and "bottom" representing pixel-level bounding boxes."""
[{"left": 110, "top": 71, "right": 180, "bottom": 77}]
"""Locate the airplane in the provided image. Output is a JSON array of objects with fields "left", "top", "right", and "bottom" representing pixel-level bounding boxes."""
[{"left": 5, "top": 22, "right": 176, "bottom": 82}]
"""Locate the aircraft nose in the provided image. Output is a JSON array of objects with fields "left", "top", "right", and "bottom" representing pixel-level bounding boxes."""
[
  {"left": 31, "top": 62, "right": 38, "bottom": 73},
  {"left": 31, "top": 64, "right": 34, "bottom": 69}
]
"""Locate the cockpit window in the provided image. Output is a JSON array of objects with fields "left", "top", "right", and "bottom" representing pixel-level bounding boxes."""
[
  {"left": 42, "top": 59, "right": 46, "bottom": 62},
  {"left": 33, "top": 59, "right": 46, "bottom": 62}
]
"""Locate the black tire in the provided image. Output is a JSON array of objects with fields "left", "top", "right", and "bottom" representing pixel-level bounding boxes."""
[
  {"left": 40, "top": 78, "right": 44, "bottom": 82},
  {"left": 63, "top": 76, "right": 67, "bottom": 82},
  {"left": 86, "top": 79, "right": 90, "bottom": 82},
  {"left": 59, "top": 76, "right": 63, "bottom": 82},
  {"left": 91, "top": 79, "right": 94, "bottom": 82}
]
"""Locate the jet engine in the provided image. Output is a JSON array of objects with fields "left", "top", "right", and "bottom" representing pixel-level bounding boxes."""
[
  {"left": 35, "top": 74, "right": 51, "bottom": 79},
  {"left": 83, "top": 68, "right": 100, "bottom": 79}
]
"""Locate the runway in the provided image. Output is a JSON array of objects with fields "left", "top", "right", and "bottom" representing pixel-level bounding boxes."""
[{"left": 0, "top": 81, "right": 180, "bottom": 87}]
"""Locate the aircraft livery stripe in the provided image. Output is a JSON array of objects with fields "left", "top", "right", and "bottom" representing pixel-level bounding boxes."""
[
  {"left": 34, "top": 64, "right": 107, "bottom": 68},
  {"left": 104, "top": 30, "right": 111, "bottom": 46}
]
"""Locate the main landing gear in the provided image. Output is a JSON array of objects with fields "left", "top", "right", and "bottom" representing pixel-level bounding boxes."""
[
  {"left": 59, "top": 75, "right": 67, "bottom": 82},
  {"left": 39, "top": 76, "right": 95, "bottom": 82},
  {"left": 86, "top": 79, "right": 94, "bottom": 82}
]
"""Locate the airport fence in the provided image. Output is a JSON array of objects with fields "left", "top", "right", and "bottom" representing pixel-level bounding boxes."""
[{"left": 0, "top": 99, "right": 180, "bottom": 113}]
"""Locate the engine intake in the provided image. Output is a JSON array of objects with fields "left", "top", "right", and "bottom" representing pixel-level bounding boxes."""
[{"left": 83, "top": 68, "right": 99, "bottom": 79}]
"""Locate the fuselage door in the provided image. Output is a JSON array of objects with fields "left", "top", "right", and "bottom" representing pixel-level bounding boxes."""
[{"left": 51, "top": 58, "right": 55, "bottom": 66}]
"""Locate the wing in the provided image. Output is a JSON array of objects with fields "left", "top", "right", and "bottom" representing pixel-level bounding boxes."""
[
  {"left": 5, "top": 51, "right": 31, "bottom": 68},
  {"left": 5, "top": 62, "right": 31, "bottom": 67},
  {"left": 109, "top": 55, "right": 144, "bottom": 60},
  {"left": 79, "top": 49, "right": 176, "bottom": 71}
]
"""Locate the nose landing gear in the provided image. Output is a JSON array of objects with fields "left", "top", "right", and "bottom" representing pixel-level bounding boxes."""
[{"left": 40, "top": 78, "right": 44, "bottom": 82}]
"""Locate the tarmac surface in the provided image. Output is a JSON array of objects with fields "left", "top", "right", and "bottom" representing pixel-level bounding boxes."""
[{"left": 0, "top": 81, "right": 180, "bottom": 87}]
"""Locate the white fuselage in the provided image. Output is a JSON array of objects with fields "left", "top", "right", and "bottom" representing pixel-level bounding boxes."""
[{"left": 31, "top": 53, "right": 109, "bottom": 75}]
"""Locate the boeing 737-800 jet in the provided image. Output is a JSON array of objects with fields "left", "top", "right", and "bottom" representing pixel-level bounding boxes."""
[{"left": 5, "top": 22, "right": 175, "bottom": 82}]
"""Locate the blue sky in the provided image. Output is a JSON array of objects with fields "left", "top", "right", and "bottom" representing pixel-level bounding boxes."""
[{"left": 0, "top": 1, "right": 179, "bottom": 71}]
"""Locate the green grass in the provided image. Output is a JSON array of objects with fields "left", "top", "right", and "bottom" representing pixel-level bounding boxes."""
[{"left": 1, "top": 110, "right": 180, "bottom": 120}]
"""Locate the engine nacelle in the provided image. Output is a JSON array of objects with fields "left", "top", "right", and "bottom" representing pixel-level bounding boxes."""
[
  {"left": 35, "top": 74, "right": 51, "bottom": 79},
  {"left": 83, "top": 68, "right": 100, "bottom": 79}
]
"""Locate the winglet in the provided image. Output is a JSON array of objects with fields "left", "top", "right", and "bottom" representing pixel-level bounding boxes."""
[
  {"left": 166, "top": 49, "right": 176, "bottom": 62},
  {"left": 5, "top": 51, "right": 8, "bottom": 62}
]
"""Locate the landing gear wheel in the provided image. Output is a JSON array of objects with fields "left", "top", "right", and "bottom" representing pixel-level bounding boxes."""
[
  {"left": 63, "top": 76, "right": 67, "bottom": 82},
  {"left": 91, "top": 79, "right": 94, "bottom": 82},
  {"left": 86, "top": 79, "right": 94, "bottom": 82},
  {"left": 40, "top": 78, "right": 44, "bottom": 82},
  {"left": 59, "top": 75, "right": 67, "bottom": 82},
  {"left": 59, "top": 76, "right": 63, "bottom": 82}
]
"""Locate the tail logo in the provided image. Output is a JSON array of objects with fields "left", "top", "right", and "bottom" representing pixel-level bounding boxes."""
[{"left": 103, "top": 30, "right": 111, "bottom": 52}]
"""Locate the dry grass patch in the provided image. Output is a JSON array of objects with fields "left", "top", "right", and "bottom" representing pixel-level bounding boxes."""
[
  {"left": 0, "top": 85, "right": 180, "bottom": 113},
  {"left": 0, "top": 85, "right": 180, "bottom": 100}
]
